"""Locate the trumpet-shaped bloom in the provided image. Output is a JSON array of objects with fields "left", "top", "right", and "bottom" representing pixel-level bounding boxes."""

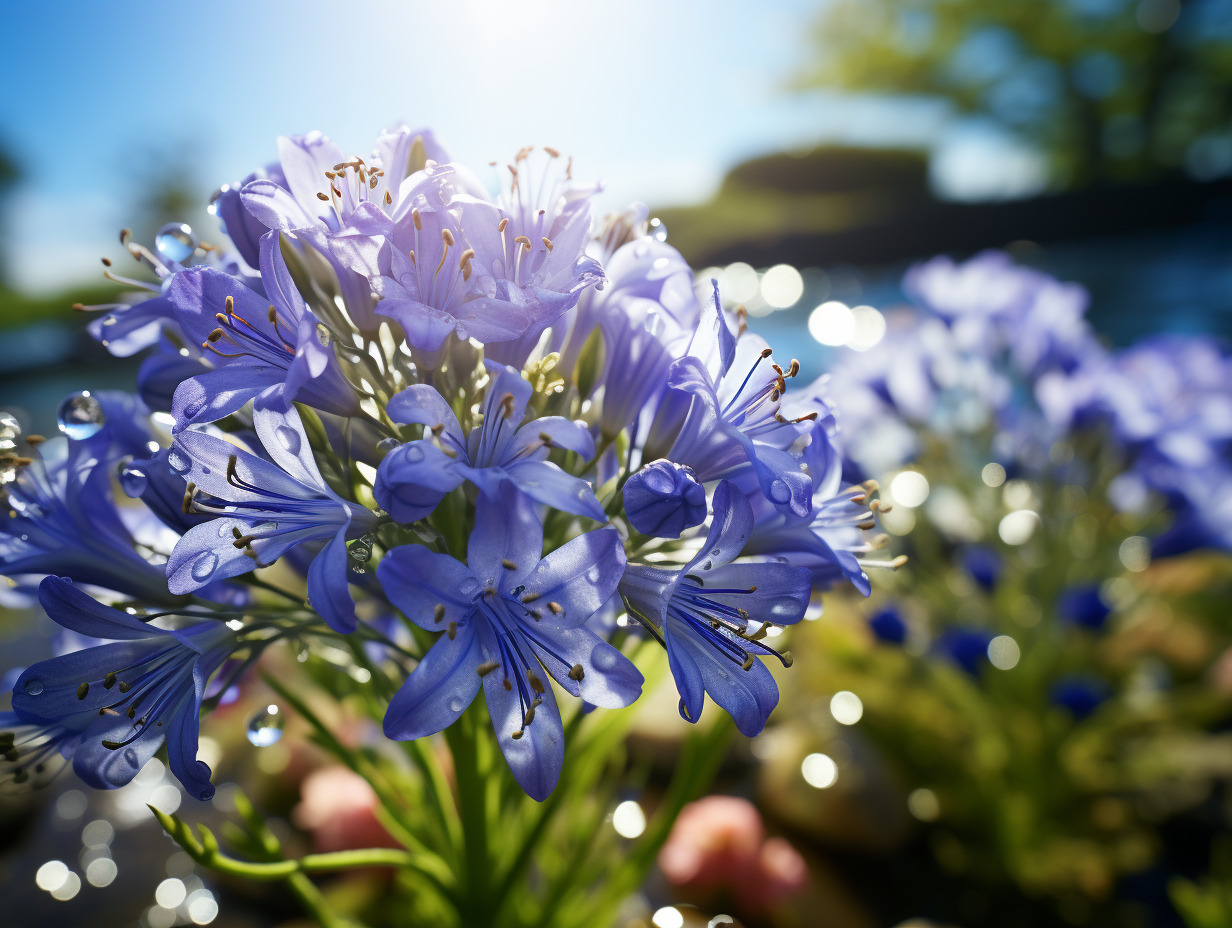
[
  {"left": 378, "top": 488, "right": 641, "bottom": 800},
  {"left": 8, "top": 577, "right": 237, "bottom": 799},
  {"left": 375, "top": 362, "right": 603, "bottom": 523},
  {"left": 168, "top": 233, "right": 360, "bottom": 431},
  {"left": 619, "top": 482, "right": 811, "bottom": 736},
  {"left": 167, "top": 407, "right": 377, "bottom": 632},
  {"left": 0, "top": 435, "right": 174, "bottom": 603},
  {"left": 624, "top": 459, "right": 707, "bottom": 538},
  {"left": 663, "top": 284, "right": 815, "bottom": 518}
]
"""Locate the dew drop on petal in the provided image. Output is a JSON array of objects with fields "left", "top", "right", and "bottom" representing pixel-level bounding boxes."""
[
  {"left": 316, "top": 323, "right": 331, "bottom": 347},
  {"left": 167, "top": 449, "right": 191, "bottom": 474},
  {"left": 154, "top": 223, "right": 197, "bottom": 264},
  {"left": 377, "top": 437, "right": 401, "bottom": 454},
  {"left": 647, "top": 218, "right": 668, "bottom": 243},
  {"left": 24, "top": 679, "right": 44, "bottom": 696},
  {"left": 190, "top": 552, "right": 219, "bottom": 583},
  {"left": 448, "top": 696, "right": 465, "bottom": 714},
  {"left": 246, "top": 705, "right": 284, "bottom": 747},
  {"left": 404, "top": 445, "right": 425, "bottom": 464},
  {"left": 56, "top": 392, "right": 105, "bottom": 440},
  {"left": 119, "top": 464, "right": 148, "bottom": 497},
  {"left": 275, "top": 426, "right": 301, "bottom": 456}
]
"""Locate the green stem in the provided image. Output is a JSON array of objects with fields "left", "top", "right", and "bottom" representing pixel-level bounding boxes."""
[{"left": 445, "top": 712, "right": 492, "bottom": 926}]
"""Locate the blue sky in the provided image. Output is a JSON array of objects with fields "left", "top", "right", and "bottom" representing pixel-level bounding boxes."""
[{"left": 1, "top": 0, "right": 962, "bottom": 292}]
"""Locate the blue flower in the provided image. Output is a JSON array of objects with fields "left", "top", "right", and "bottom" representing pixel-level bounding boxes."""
[
  {"left": 960, "top": 545, "right": 1001, "bottom": 592},
  {"left": 619, "top": 481, "right": 811, "bottom": 736},
  {"left": 239, "top": 128, "right": 454, "bottom": 332},
  {"left": 167, "top": 232, "right": 361, "bottom": 431},
  {"left": 166, "top": 407, "right": 377, "bottom": 632},
  {"left": 377, "top": 486, "right": 641, "bottom": 800},
  {"left": 661, "top": 283, "right": 815, "bottom": 518},
  {"left": 1049, "top": 675, "right": 1110, "bottom": 720},
  {"left": 624, "top": 460, "right": 707, "bottom": 538},
  {"left": 7, "top": 577, "right": 238, "bottom": 799},
  {"left": 1057, "top": 585, "right": 1111, "bottom": 631},
  {"left": 934, "top": 628, "right": 993, "bottom": 676},
  {"left": 742, "top": 422, "right": 882, "bottom": 595},
  {"left": 375, "top": 361, "right": 603, "bottom": 523},
  {"left": 0, "top": 434, "right": 175, "bottom": 603},
  {"left": 868, "top": 605, "right": 907, "bottom": 645}
]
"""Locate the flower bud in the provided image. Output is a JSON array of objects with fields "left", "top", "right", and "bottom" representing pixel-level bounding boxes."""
[{"left": 624, "top": 460, "right": 706, "bottom": 538}]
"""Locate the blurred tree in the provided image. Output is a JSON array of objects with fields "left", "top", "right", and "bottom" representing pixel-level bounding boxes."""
[
  {"left": 797, "top": 0, "right": 1232, "bottom": 187},
  {"left": 122, "top": 138, "right": 209, "bottom": 247},
  {"left": 0, "top": 137, "right": 20, "bottom": 286}
]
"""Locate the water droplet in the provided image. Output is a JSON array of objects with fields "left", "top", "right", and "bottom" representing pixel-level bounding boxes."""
[
  {"left": 460, "top": 578, "right": 481, "bottom": 597},
  {"left": 767, "top": 479, "right": 791, "bottom": 504},
  {"left": 276, "top": 425, "right": 301, "bottom": 456},
  {"left": 448, "top": 696, "right": 465, "bottom": 713},
  {"left": 246, "top": 705, "right": 284, "bottom": 747},
  {"left": 119, "top": 464, "right": 147, "bottom": 497},
  {"left": 167, "top": 449, "right": 190, "bottom": 474},
  {"left": 56, "top": 392, "right": 105, "bottom": 440},
  {"left": 122, "top": 748, "right": 140, "bottom": 769},
  {"left": 455, "top": 323, "right": 469, "bottom": 340},
  {"left": 316, "top": 323, "right": 331, "bottom": 347},
  {"left": 648, "top": 218, "right": 668, "bottom": 243},
  {"left": 199, "top": 786, "right": 215, "bottom": 801},
  {"left": 190, "top": 551, "right": 218, "bottom": 583},
  {"left": 23, "top": 679, "right": 43, "bottom": 696},
  {"left": 154, "top": 223, "right": 197, "bottom": 264},
  {"left": 207, "top": 184, "right": 231, "bottom": 218},
  {"left": 591, "top": 646, "right": 620, "bottom": 673},
  {"left": 404, "top": 445, "right": 425, "bottom": 464},
  {"left": 377, "top": 437, "right": 401, "bottom": 454},
  {"left": 348, "top": 535, "right": 374, "bottom": 564},
  {"left": 0, "top": 411, "right": 20, "bottom": 445}
]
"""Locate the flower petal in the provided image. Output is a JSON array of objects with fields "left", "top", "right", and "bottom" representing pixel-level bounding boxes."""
[
  {"left": 383, "top": 625, "right": 483, "bottom": 741},
  {"left": 376, "top": 544, "right": 478, "bottom": 629}
]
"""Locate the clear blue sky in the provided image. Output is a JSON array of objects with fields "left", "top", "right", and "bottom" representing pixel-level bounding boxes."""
[{"left": 1, "top": 0, "right": 958, "bottom": 292}]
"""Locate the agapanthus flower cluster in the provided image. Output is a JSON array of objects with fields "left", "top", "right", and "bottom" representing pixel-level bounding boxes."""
[
  {"left": 2, "top": 126, "right": 888, "bottom": 802},
  {"left": 828, "top": 250, "right": 1232, "bottom": 559}
]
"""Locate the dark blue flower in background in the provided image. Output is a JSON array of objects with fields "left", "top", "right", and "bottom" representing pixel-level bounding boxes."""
[
  {"left": 8, "top": 577, "right": 237, "bottom": 799},
  {"left": 1057, "top": 584, "right": 1112, "bottom": 631},
  {"left": 868, "top": 605, "right": 908, "bottom": 645},
  {"left": 960, "top": 545, "right": 1002, "bottom": 592},
  {"left": 375, "top": 362, "right": 603, "bottom": 523},
  {"left": 377, "top": 486, "right": 640, "bottom": 800},
  {"left": 935, "top": 628, "right": 993, "bottom": 676},
  {"left": 167, "top": 407, "right": 376, "bottom": 632},
  {"left": 624, "top": 460, "right": 707, "bottom": 538},
  {"left": 619, "top": 481, "right": 811, "bottom": 736},
  {"left": 1050, "top": 675, "right": 1111, "bottom": 720}
]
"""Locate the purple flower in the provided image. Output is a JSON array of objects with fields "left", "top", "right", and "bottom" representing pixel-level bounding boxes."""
[
  {"left": 624, "top": 460, "right": 707, "bottom": 538},
  {"left": 663, "top": 283, "right": 815, "bottom": 518},
  {"left": 167, "top": 407, "right": 377, "bottom": 633},
  {"left": 239, "top": 128, "right": 454, "bottom": 331},
  {"left": 375, "top": 362, "right": 603, "bottom": 523},
  {"left": 0, "top": 434, "right": 174, "bottom": 603},
  {"left": 619, "top": 482, "right": 811, "bottom": 736},
  {"left": 8, "top": 577, "right": 237, "bottom": 799},
  {"left": 377, "top": 487, "right": 640, "bottom": 800},
  {"left": 168, "top": 233, "right": 361, "bottom": 431}
]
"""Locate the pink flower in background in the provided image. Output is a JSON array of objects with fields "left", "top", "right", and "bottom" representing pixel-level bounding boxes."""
[
  {"left": 293, "top": 765, "right": 399, "bottom": 854},
  {"left": 659, "top": 795, "right": 807, "bottom": 912}
]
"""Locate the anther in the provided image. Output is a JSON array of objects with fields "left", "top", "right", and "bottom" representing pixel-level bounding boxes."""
[
  {"left": 25, "top": 435, "right": 45, "bottom": 447},
  {"left": 497, "top": 217, "right": 509, "bottom": 233},
  {"left": 101, "top": 257, "right": 112, "bottom": 267},
  {"left": 441, "top": 228, "right": 455, "bottom": 247},
  {"left": 225, "top": 295, "right": 234, "bottom": 313},
  {"left": 77, "top": 682, "right": 89, "bottom": 700},
  {"left": 760, "top": 347, "right": 773, "bottom": 359},
  {"left": 527, "top": 670, "right": 545, "bottom": 695},
  {"left": 207, "top": 328, "right": 224, "bottom": 342},
  {"left": 477, "top": 661, "right": 500, "bottom": 677},
  {"left": 412, "top": 208, "right": 423, "bottom": 231},
  {"left": 447, "top": 621, "right": 457, "bottom": 640},
  {"left": 181, "top": 482, "right": 197, "bottom": 514},
  {"left": 568, "top": 664, "right": 585, "bottom": 682},
  {"left": 316, "top": 192, "right": 330, "bottom": 201},
  {"left": 501, "top": 558, "right": 517, "bottom": 570},
  {"left": 741, "top": 654, "right": 755, "bottom": 671},
  {"left": 104, "top": 672, "right": 117, "bottom": 689},
  {"left": 433, "top": 604, "right": 446, "bottom": 623},
  {"left": 541, "top": 237, "right": 553, "bottom": 251},
  {"left": 547, "top": 602, "right": 563, "bottom": 615},
  {"left": 117, "top": 681, "right": 130, "bottom": 693},
  {"left": 384, "top": 190, "right": 393, "bottom": 205}
]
